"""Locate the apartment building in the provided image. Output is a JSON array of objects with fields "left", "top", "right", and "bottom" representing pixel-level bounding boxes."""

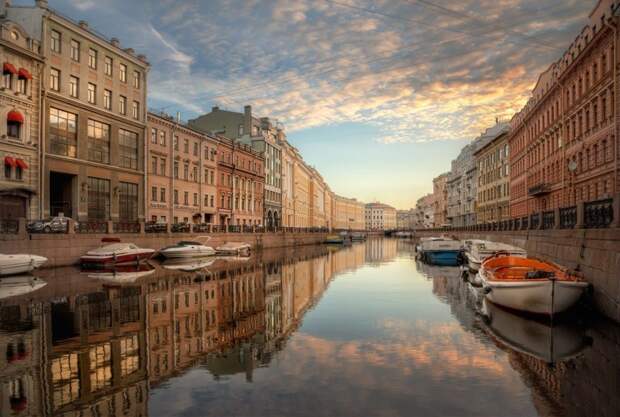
[
  {"left": 365, "top": 202, "right": 397, "bottom": 231},
  {"left": 475, "top": 131, "right": 510, "bottom": 223},
  {"left": 432, "top": 173, "right": 448, "bottom": 226},
  {"left": 333, "top": 195, "right": 365, "bottom": 230},
  {"left": 146, "top": 112, "right": 218, "bottom": 224}
]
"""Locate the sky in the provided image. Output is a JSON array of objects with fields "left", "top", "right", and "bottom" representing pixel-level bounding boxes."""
[{"left": 16, "top": 0, "right": 595, "bottom": 208}]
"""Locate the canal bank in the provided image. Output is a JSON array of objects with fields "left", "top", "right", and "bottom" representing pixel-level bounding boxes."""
[{"left": 0, "top": 229, "right": 331, "bottom": 268}]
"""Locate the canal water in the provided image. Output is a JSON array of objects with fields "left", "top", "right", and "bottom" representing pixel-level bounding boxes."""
[{"left": 0, "top": 238, "right": 618, "bottom": 416}]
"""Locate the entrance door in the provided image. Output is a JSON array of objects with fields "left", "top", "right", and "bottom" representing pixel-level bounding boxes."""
[{"left": 50, "top": 172, "right": 75, "bottom": 217}]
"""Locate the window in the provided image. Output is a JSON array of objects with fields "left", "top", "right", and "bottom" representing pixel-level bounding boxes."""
[
  {"left": 174, "top": 190, "right": 178, "bottom": 204},
  {"left": 7, "top": 119, "right": 20, "bottom": 138},
  {"left": 4, "top": 164, "right": 10, "bottom": 179},
  {"left": 160, "top": 188, "right": 166, "bottom": 202},
  {"left": 159, "top": 131, "right": 166, "bottom": 146},
  {"left": 16, "top": 76, "right": 26, "bottom": 94},
  {"left": 184, "top": 191, "right": 188, "bottom": 205},
  {"left": 183, "top": 164, "right": 188, "bottom": 180},
  {"left": 119, "top": 129, "right": 138, "bottom": 169},
  {"left": 119, "top": 63, "right": 127, "bottom": 82},
  {"left": 3, "top": 72, "right": 11, "bottom": 89},
  {"left": 193, "top": 142, "right": 198, "bottom": 156},
  {"left": 174, "top": 161, "right": 179, "bottom": 178},
  {"left": 132, "top": 101, "right": 139, "bottom": 120},
  {"left": 151, "top": 186, "right": 157, "bottom": 201},
  {"left": 151, "top": 128, "right": 158, "bottom": 144},
  {"left": 49, "top": 107, "right": 77, "bottom": 157},
  {"left": 119, "top": 96, "right": 126, "bottom": 115},
  {"left": 70, "top": 40, "right": 80, "bottom": 61},
  {"left": 119, "top": 182, "right": 138, "bottom": 221},
  {"left": 151, "top": 156, "right": 157, "bottom": 174},
  {"left": 88, "top": 48, "right": 97, "bottom": 69},
  {"left": 103, "top": 89, "right": 111, "bottom": 110},
  {"left": 160, "top": 158, "right": 166, "bottom": 176},
  {"left": 50, "top": 30, "right": 61, "bottom": 53},
  {"left": 87, "top": 83, "right": 96, "bottom": 104},
  {"left": 133, "top": 70, "right": 140, "bottom": 88},
  {"left": 173, "top": 135, "right": 179, "bottom": 151},
  {"left": 88, "top": 177, "right": 110, "bottom": 220},
  {"left": 193, "top": 166, "right": 198, "bottom": 182},
  {"left": 69, "top": 76, "right": 79, "bottom": 98},
  {"left": 104, "top": 56, "right": 113, "bottom": 76},
  {"left": 193, "top": 193, "right": 198, "bottom": 206},
  {"left": 49, "top": 68, "right": 60, "bottom": 91},
  {"left": 87, "top": 119, "right": 110, "bottom": 164},
  {"left": 15, "top": 165, "right": 22, "bottom": 180},
  {"left": 184, "top": 139, "right": 188, "bottom": 153}
]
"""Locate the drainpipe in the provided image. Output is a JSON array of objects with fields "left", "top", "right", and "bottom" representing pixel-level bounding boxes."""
[
  {"left": 39, "top": 12, "right": 49, "bottom": 219},
  {"left": 604, "top": 15, "right": 618, "bottom": 197}
]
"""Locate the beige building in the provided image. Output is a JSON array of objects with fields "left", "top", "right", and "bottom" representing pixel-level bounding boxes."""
[
  {"left": 365, "top": 202, "right": 396, "bottom": 231},
  {"left": 0, "top": 10, "right": 43, "bottom": 220},
  {"left": 414, "top": 193, "right": 435, "bottom": 228},
  {"left": 432, "top": 172, "right": 449, "bottom": 226},
  {"left": 396, "top": 209, "right": 416, "bottom": 229},
  {"left": 333, "top": 194, "right": 364, "bottom": 230},
  {"left": 146, "top": 112, "right": 218, "bottom": 225},
  {"left": 3, "top": 1, "right": 151, "bottom": 222},
  {"left": 475, "top": 131, "right": 510, "bottom": 223}
]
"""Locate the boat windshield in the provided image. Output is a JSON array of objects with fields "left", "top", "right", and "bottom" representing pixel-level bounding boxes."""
[{"left": 179, "top": 241, "right": 202, "bottom": 246}]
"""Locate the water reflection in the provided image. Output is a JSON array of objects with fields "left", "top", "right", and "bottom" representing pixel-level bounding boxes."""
[{"left": 0, "top": 239, "right": 617, "bottom": 416}]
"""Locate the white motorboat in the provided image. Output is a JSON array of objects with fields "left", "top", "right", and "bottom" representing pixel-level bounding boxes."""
[
  {"left": 0, "top": 275, "right": 47, "bottom": 299},
  {"left": 80, "top": 239, "right": 155, "bottom": 266},
  {"left": 215, "top": 242, "right": 252, "bottom": 256},
  {"left": 480, "top": 255, "right": 589, "bottom": 316},
  {"left": 481, "top": 299, "right": 590, "bottom": 363},
  {"left": 87, "top": 265, "right": 155, "bottom": 285},
  {"left": 0, "top": 254, "right": 48, "bottom": 276},
  {"left": 159, "top": 238, "right": 216, "bottom": 259},
  {"left": 463, "top": 239, "right": 526, "bottom": 271},
  {"left": 162, "top": 257, "right": 216, "bottom": 272}
]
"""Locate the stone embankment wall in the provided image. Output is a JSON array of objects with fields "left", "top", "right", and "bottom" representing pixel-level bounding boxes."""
[
  {"left": 416, "top": 228, "right": 620, "bottom": 323},
  {"left": 0, "top": 231, "right": 329, "bottom": 268}
]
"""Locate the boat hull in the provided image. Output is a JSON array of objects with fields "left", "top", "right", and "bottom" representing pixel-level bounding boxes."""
[
  {"left": 483, "top": 278, "right": 589, "bottom": 315},
  {"left": 424, "top": 250, "right": 460, "bottom": 266},
  {"left": 160, "top": 248, "right": 216, "bottom": 259},
  {"left": 0, "top": 255, "right": 48, "bottom": 276}
]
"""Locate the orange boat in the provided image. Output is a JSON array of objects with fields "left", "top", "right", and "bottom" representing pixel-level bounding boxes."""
[{"left": 478, "top": 254, "right": 589, "bottom": 316}]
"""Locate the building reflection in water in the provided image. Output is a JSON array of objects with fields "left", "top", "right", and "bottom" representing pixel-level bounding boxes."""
[{"left": 0, "top": 239, "right": 618, "bottom": 417}]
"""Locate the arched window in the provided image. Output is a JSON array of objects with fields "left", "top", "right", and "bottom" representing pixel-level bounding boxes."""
[{"left": 7, "top": 110, "right": 23, "bottom": 139}]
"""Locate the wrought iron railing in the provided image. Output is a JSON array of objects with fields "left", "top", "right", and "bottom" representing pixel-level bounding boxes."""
[
  {"left": 542, "top": 211, "right": 555, "bottom": 230},
  {"left": 0, "top": 219, "right": 19, "bottom": 234},
  {"left": 171, "top": 223, "right": 191, "bottom": 233},
  {"left": 559, "top": 206, "right": 577, "bottom": 229},
  {"left": 113, "top": 222, "right": 140, "bottom": 233},
  {"left": 76, "top": 221, "right": 108, "bottom": 234},
  {"left": 192, "top": 223, "right": 210, "bottom": 233},
  {"left": 145, "top": 222, "right": 167, "bottom": 233},
  {"left": 521, "top": 216, "right": 529, "bottom": 230},
  {"left": 584, "top": 198, "right": 613, "bottom": 228}
]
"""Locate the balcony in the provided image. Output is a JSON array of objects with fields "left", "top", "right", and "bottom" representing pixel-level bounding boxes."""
[{"left": 528, "top": 183, "right": 551, "bottom": 196}]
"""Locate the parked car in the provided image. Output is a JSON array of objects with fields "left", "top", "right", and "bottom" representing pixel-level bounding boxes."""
[
  {"left": 171, "top": 222, "right": 191, "bottom": 233},
  {"left": 27, "top": 216, "right": 78, "bottom": 233},
  {"left": 145, "top": 221, "right": 168, "bottom": 233}
]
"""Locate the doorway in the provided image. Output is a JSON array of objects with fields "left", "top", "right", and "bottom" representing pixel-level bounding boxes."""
[{"left": 50, "top": 172, "right": 75, "bottom": 217}]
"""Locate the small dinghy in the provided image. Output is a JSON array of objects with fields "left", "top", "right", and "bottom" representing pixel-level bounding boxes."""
[
  {"left": 463, "top": 240, "right": 526, "bottom": 271},
  {"left": 479, "top": 254, "right": 589, "bottom": 316},
  {"left": 215, "top": 242, "right": 251, "bottom": 256},
  {"left": 0, "top": 275, "right": 47, "bottom": 299},
  {"left": 81, "top": 238, "right": 155, "bottom": 266},
  {"left": 0, "top": 254, "right": 47, "bottom": 276},
  {"left": 159, "top": 238, "right": 216, "bottom": 259}
]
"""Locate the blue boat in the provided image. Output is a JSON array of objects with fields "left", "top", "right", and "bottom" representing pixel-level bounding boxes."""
[{"left": 418, "top": 237, "right": 462, "bottom": 266}]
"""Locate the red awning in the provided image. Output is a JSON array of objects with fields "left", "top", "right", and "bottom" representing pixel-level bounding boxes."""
[
  {"left": 18, "top": 68, "right": 32, "bottom": 79},
  {"left": 15, "top": 159, "right": 28, "bottom": 169},
  {"left": 3, "top": 62, "right": 17, "bottom": 74},
  {"left": 4, "top": 156, "right": 16, "bottom": 167},
  {"left": 7, "top": 110, "right": 24, "bottom": 123}
]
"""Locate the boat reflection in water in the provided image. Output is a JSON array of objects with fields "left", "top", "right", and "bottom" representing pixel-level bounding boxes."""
[
  {"left": 0, "top": 274, "right": 46, "bottom": 299},
  {"left": 84, "top": 263, "right": 156, "bottom": 285},
  {"left": 480, "top": 299, "right": 591, "bottom": 364},
  {"left": 0, "top": 239, "right": 618, "bottom": 417}
]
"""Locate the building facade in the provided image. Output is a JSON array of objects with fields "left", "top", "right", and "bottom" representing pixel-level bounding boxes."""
[
  {"left": 365, "top": 202, "right": 396, "bottom": 231},
  {"left": 475, "top": 131, "right": 510, "bottom": 223},
  {"left": 146, "top": 112, "right": 218, "bottom": 225},
  {"left": 215, "top": 136, "right": 264, "bottom": 227},
  {"left": 509, "top": 0, "right": 619, "bottom": 217},
  {"left": 432, "top": 173, "right": 448, "bottom": 226},
  {"left": 6, "top": 1, "right": 151, "bottom": 222},
  {"left": 414, "top": 194, "right": 435, "bottom": 228},
  {"left": 0, "top": 9, "right": 43, "bottom": 220},
  {"left": 333, "top": 195, "right": 365, "bottom": 230},
  {"left": 189, "top": 105, "right": 282, "bottom": 228},
  {"left": 396, "top": 209, "right": 416, "bottom": 229},
  {"left": 446, "top": 122, "right": 508, "bottom": 227}
]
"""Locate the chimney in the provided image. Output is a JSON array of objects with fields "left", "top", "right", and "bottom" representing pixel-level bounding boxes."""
[
  {"left": 243, "top": 105, "right": 252, "bottom": 137},
  {"left": 212, "top": 106, "right": 219, "bottom": 112},
  {"left": 111, "top": 37, "right": 120, "bottom": 47},
  {"left": 35, "top": 0, "right": 47, "bottom": 9},
  {"left": 78, "top": 20, "right": 89, "bottom": 29}
]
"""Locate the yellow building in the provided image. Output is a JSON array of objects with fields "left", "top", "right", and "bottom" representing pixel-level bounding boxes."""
[
  {"left": 475, "top": 131, "right": 510, "bottom": 223},
  {"left": 333, "top": 194, "right": 365, "bottom": 230}
]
